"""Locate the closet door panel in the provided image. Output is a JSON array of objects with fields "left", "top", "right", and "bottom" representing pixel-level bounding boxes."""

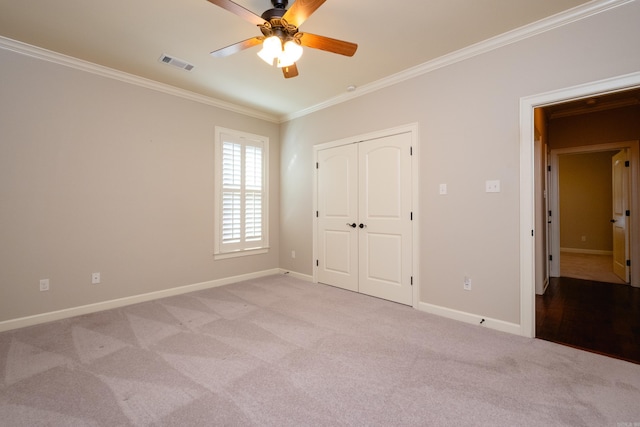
[
  {"left": 317, "top": 144, "right": 359, "bottom": 291},
  {"left": 358, "top": 133, "right": 413, "bottom": 305}
]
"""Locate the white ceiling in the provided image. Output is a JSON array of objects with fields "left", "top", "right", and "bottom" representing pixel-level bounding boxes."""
[{"left": 0, "top": 0, "right": 591, "bottom": 119}]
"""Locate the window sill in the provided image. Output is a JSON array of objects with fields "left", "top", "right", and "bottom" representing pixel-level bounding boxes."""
[{"left": 214, "top": 247, "right": 269, "bottom": 260}]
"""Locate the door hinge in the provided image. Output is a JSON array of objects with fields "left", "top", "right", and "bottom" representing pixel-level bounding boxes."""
[
  {"left": 547, "top": 165, "right": 551, "bottom": 172},
  {"left": 626, "top": 210, "right": 630, "bottom": 217},
  {"left": 410, "top": 276, "right": 413, "bottom": 286},
  {"left": 549, "top": 255, "right": 553, "bottom": 261},
  {"left": 531, "top": 229, "right": 534, "bottom": 237},
  {"left": 627, "top": 260, "right": 631, "bottom": 267},
  {"left": 625, "top": 160, "right": 630, "bottom": 167},
  {"left": 316, "top": 162, "right": 319, "bottom": 169},
  {"left": 548, "top": 210, "right": 552, "bottom": 217},
  {"left": 410, "top": 146, "right": 413, "bottom": 156},
  {"left": 316, "top": 259, "right": 319, "bottom": 267},
  {"left": 410, "top": 212, "right": 413, "bottom": 221},
  {"left": 316, "top": 211, "right": 319, "bottom": 218}
]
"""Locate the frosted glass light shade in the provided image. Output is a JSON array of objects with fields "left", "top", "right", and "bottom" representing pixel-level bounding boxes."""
[
  {"left": 257, "top": 36, "right": 282, "bottom": 66},
  {"left": 277, "top": 40, "right": 303, "bottom": 67}
]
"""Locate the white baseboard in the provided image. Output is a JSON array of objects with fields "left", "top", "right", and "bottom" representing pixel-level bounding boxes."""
[
  {"left": 279, "top": 269, "right": 313, "bottom": 282},
  {"left": 560, "top": 248, "right": 613, "bottom": 255},
  {"left": 418, "top": 302, "right": 523, "bottom": 336},
  {"left": 0, "top": 269, "right": 281, "bottom": 333},
  {"left": 1, "top": 268, "right": 524, "bottom": 338}
]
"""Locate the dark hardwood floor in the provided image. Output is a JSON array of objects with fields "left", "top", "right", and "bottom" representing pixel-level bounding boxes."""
[{"left": 536, "top": 276, "right": 640, "bottom": 364}]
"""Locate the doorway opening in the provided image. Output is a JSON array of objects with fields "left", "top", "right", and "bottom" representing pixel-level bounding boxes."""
[
  {"left": 535, "top": 90, "right": 640, "bottom": 363},
  {"left": 519, "top": 72, "right": 640, "bottom": 339},
  {"left": 548, "top": 144, "right": 636, "bottom": 285},
  {"left": 537, "top": 140, "right": 639, "bottom": 363}
]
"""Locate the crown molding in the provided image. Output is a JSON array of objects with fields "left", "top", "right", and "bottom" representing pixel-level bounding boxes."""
[
  {"left": 283, "top": 0, "right": 635, "bottom": 122},
  {"left": 1, "top": 0, "right": 633, "bottom": 125},
  {"left": 0, "top": 36, "right": 280, "bottom": 124}
]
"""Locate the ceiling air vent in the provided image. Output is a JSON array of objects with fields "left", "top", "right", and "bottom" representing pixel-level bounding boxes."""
[{"left": 159, "top": 54, "right": 194, "bottom": 71}]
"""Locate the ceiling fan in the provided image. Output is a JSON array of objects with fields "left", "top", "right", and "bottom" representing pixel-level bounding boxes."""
[{"left": 206, "top": 0, "right": 358, "bottom": 78}]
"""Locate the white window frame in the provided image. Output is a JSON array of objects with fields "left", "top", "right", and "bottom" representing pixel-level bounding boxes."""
[{"left": 214, "top": 127, "right": 269, "bottom": 259}]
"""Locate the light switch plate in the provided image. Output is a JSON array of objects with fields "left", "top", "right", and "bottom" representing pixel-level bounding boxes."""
[{"left": 439, "top": 183, "right": 447, "bottom": 195}]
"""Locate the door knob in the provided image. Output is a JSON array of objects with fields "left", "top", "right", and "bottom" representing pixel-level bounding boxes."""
[
  {"left": 346, "top": 223, "right": 357, "bottom": 228},
  {"left": 359, "top": 223, "right": 367, "bottom": 229},
  {"left": 611, "top": 219, "right": 617, "bottom": 223}
]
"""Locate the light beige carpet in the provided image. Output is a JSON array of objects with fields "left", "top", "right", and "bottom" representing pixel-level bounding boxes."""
[{"left": 1, "top": 274, "right": 639, "bottom": 426}]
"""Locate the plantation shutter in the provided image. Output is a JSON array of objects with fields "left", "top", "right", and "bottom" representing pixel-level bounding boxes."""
[
  {"left": 222, "top": 141, "right": 242, "bottom": 244},
  {"left": 219, "top": 133, "right": 265, "bottom": 253},
  {"left": 244, "top": 144, "right": 263, "bottom": 242}
]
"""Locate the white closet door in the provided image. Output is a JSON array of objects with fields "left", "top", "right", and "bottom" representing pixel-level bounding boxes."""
[
  {"left": 317, "top": 144, "right": 359, "bottom": 292},
  {"left": 358, "top": 133, "right": 413, "bottom": 305},
  {"left": 316, "top": 132, "right": 413, "bottom": 305}
]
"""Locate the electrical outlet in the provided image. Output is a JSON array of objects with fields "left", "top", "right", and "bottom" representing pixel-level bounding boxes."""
[
  {"left": 291, "top": 250, "right": 296, "bottom": 259},
  {"left": 463, "top": 276, "right": 471, "bottom": 291},
  {"left": 91, "top": 272, "right": 101, "bottom": 284},
  {"left": 439, "top": 183, "right": 447, "bottom": 195},
  {"left": 40, "top": 279, "right": 50, "bottom": 292},
  {"left": 485, "top": 180, "right": 501, "bottom": 193}
]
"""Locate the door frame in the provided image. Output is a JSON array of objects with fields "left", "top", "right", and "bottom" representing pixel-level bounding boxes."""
[
  {"left": 533, "top": 135, "right": 550, "bottom": 295},
  {"left": 548, "top": 142, "right": 638, "bottom": 280},
  {"left": 312, "top": 123, "right": 420, "bottom": 309},
  {"left": 520, "top": 71, "right": 640, "bottom": 338}
]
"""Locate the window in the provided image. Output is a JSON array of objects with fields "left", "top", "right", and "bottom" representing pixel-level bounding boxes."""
[{"left": 214, "top": 127, "right": 269, "bottom": 259}]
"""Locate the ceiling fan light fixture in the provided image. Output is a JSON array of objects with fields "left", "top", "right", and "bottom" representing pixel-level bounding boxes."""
[
  {"left": 209, "top": 0, "right": 357, "bottom": 78},
  {"left": 258, "top": 36, "right": 282, "bottom": 66}
]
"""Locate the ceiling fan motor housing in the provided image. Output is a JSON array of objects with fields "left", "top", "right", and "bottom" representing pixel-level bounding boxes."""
[
  {"left": 262, "top": 0, "right": 289, "bottom": 21},
  {"left": 262, "top": 8, "right": 287, "bottom": 21},
  {"left": 271, "top": 0, "right": 288, "bottom": 8}
]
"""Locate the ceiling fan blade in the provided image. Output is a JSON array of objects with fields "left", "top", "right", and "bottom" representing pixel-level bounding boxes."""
[
  {"left": 282, "top": 63, "right": 299, "bottom": 78},
  {"left": 282, "top": 0, "right": 326, "bottom": 28},
  {"left": 210, "top": 37, "right": 264, "bottom": 58},
  {"left": 205, "top": 0, "right": 266, "bottom": 26},
  {"left": 299, "top": 33, "right": 358, "bottom": 57}
]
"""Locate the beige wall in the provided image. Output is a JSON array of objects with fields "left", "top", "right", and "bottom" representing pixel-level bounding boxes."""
[
  {"left": 279, "top": 1, "right": 640, "bottom": 324},
  {"left": 0, "top": 50, "right": 280, "bottom": 322},
  {"left": 559, "top": 151, "right": 616, "bottom": 252}
]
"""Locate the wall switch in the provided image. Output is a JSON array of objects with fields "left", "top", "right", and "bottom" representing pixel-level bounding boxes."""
[
  {"left": 439, "top": 183, "right": 447, "bottom": 195},
  {"left": 39, "top": 279, "right": 50, "bottom": 292},
  {"left": 91, "top": 272, "right": 101, "bottom": 284},
  {"left": 463, "top": 276, "right": 471, "bottom": 291},
  {"left": 291, "top": 250, "right": 296, "bottom": 259},
  {"left": 485, "top": 180, "right": 501, "bottom": 193}
]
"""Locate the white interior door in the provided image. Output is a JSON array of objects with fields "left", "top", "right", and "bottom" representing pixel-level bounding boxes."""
[
  {"left": 358, "top": 134, "right": 413, "bottom": 305},
  {"left": 317, "top": 144, "right": 358, "bottom": 291},
  {"left": 612, "top": 149, "right": 630, "bottom": 282},
  {"left": 316, "top": 132, "right": 413, "bottom": 305}
]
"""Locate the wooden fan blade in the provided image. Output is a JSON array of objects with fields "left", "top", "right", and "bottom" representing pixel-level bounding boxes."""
[
  {"left": 210, "top": 37, "right": 263, "bottom": 58},
  {"left": 282, "top": 63, "right": 299, "bottom": 78},
  {"left": 299, "top": 33, "right": 358, "bottom": 57},
  {"left": 205, "top": 0, "right": 266, "bottom": 26},
  {"left": 282, "top": 0, "right": 326, "bottom": 28}
]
